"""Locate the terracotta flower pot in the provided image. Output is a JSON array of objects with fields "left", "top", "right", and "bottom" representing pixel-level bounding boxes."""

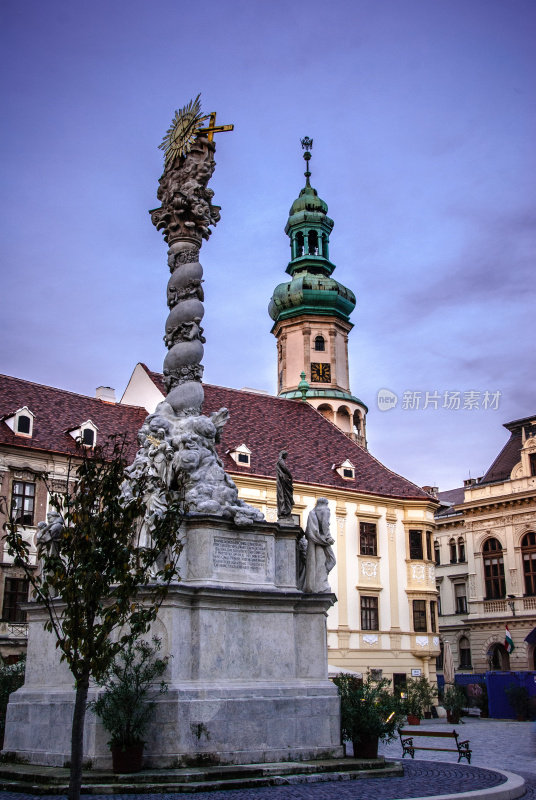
[
  {"left": 406, "top": 714, "right": 420, "bottom": 725},
  {"left": 111, "top": 742, "right": 144, "bottom": 774},
  {"left": 446, "top": 711, "right": 460, "bottom": 724},
  {"left": 353, "top": 736, "right": 379, "bottom": 759}
]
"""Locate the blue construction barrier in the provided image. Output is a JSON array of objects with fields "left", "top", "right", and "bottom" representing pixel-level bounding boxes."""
[{"left": 437, "top": 671, "right": 536, "bottom": 718}]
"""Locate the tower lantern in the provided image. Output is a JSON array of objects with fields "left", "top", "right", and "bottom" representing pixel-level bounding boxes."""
[{"left": 269, "top": 138, "right": 367, "bottom": 447}]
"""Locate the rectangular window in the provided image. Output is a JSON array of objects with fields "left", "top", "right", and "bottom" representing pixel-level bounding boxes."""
[
  {"left": 360, "top": 522, "right": 377, "bottom": 556},
  {"left": 455, "top": 583, "right": 467, "bottom": 613},
  {"left": 11, "top": 480, "right": 36, "bottom": 526},
  {"left": 409, "top": 530, "right": 423, "bottom": 560},
  {"left": 434, "top": 541, "right": 440, "bottom": 565},
  {"left": 360, "top": 596, "right": 379, "bottom": 631},
  {"left": 2, "top": 578, "right": 29, "bottom": 622},
  {"left": 430, "top": 601, "right": 437, "bottom": 632},
  {"left": 426, "top": 531, "right": 432, "bottom": 561},
  {"left": 413, "top": 599, "right": 427, "bottom": 632},
  {"left": 458, "top": 540, "right": 466, "bottom": 562},
  {"left": 484, "top": 557, "right": 505, "bottom": 599},
  {"left": 530, "top": 453, "right": 536, "bottom": 477},
  {"left": 436, "top": 586, "right": 442, "bottom": 616}
]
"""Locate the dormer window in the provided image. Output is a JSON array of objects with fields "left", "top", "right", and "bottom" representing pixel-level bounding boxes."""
[
  {"left": 4, "top": 406, "right": 34, "bottom": 438},
  {"left": 69, "top": 420, "right": 98, "bottom": 448},
  {"left": 82, "top": 427, "right": 95, "bottom": 447},
  {"left": 334, "top": 459, "right": 355, "bottom": 480},
  {"left": 228, "top": 444, "right": 251, "bottom": 467},
  {"left": 17, "top": 414, "right": 31, "bottom": 434}
]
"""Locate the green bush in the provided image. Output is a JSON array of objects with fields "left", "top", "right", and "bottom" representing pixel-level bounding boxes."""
[
  {"left": 89, "top": 638, "right": 168, "bottom": 749},
  {"left": 332, "top": 672, "right": 403, "bottom": 747},
  {"left": 0, "top": 658, "right": 26, "bottom": 741},
  {"left": 403, "top": 676, "right": 437, "bottom": 718},
  {"left": 443, "top": 685, "right": 466, "bottom": 717},
  {"left": 505, "top": 684, "right": 529, "bottom": 719}
]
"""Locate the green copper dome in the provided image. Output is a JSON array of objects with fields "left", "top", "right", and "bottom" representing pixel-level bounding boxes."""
[
  {"left": 288, "top": 184, "right": 329, "bottom": 217},
  {"left": 269, "top": 271, "right": 356, "bottom": 322},
  {"left": 269, "top": 137, "right": 356, "bottom": 325}
]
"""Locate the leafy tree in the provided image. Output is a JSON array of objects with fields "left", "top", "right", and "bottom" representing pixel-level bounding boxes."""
[{"left": 2, "top": 436, "right": 182, "bottom": 800}]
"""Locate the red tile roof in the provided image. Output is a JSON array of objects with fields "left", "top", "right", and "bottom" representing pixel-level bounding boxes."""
[
  {"left": 0, "top": 374, "right": 146, "bottom": 461},
  {"left": 0, "top": 370, "right": 432, "bottom": 502},
  {"left": 143, "top": 366, "right": 431, "bottom": 501}
]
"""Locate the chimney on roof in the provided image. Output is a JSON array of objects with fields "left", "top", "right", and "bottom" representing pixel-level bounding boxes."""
[
  {"left": 96, "top": 386, "right": 116, "bottom": 403},
  {"left": 463, "top": 477, "right": 480, "bottom": 487},
  {"left": 422, "top": 485, "right": 438, "bottom": 498}
]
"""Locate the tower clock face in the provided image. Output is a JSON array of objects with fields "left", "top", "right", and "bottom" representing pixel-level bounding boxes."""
[{"left": 311, "top": 362, "right": 331, "bottom": 382}]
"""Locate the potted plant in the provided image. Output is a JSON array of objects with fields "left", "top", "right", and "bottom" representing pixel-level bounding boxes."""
[
  {"left": 505, "top": 684, "right": 529, "bottom": 721},
  {"left": 403, "top": 676, "right": 437, "bottom": 725},
  {"left": 89, "top": 637, "right": 169, "bottom": 773},
  {"left": 443, "top": 684, "right": 466, "bottom": 724},
  {"left": 333, "top": 671, "right": 403, "bottom": 759}
]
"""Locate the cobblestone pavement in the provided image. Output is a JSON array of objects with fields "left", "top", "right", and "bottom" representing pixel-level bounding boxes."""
[
  {"left": 0, "top": 718, "right": 533, "bottom": 800},
  {"left": 379, "top": 718, "right": 536, "bottom": 778},
  {"left": 0, "top": 762, "right": 512, "bottom": 800}
]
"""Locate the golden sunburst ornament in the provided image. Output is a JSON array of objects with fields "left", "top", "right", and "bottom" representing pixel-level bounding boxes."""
[{"left": 158, "top": 95, "right": 210, "bottom": 168}]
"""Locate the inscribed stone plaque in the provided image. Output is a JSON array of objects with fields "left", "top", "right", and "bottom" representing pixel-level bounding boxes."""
[{"left": 213, "top": 536, "right": 266, "bottom": 572}]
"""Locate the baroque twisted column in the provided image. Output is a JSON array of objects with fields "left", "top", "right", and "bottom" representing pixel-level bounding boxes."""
[
  {"left": 122, "top": 113, "right": 263, "bottom": 529},
  {"left": 150, "top": 135, "right": 219, "bottom": 414}
]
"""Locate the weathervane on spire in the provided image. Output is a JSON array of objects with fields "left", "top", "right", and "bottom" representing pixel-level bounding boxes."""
[{"left": 300, "top": 136, "right": 313, "bottom": 186}]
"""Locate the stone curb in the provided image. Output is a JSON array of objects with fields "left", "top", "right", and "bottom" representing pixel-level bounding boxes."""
[{"left": 396, "top": 768, "right": 526, "bottom": 800}]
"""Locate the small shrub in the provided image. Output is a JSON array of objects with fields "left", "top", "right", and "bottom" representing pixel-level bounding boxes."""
[{"left": 89, "top": 637, "right": 168, "bottom": 749}]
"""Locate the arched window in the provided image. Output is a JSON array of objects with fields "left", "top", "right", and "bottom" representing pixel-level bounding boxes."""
[
  {"left": 336, "top": 406, "right": 351, "bottom": 432},
  {"left": 296, "top": 231, "right": 304, "bottom": 257},
  {"left": 487, "top": 642, "right": 509, "bottom": 671},
  {"left": 314, "top": 335, "right": 325, "bottom": 352},
  {"left": 449, "top": 538, "right": 457, "bottom": 563},
  {"left": 522, "top": 531, "right": 536, "bottom": 596},
  {"left": 308, "top": 230, "right": 318, "bottom": 255},
  {"left": 459, "top": 636, "right": 471, "bottom": 668},
  {"left": 317, "top": 403, "right": 334, "bottom": 422},
  {"left": 483, "top": 538, "right": 505, "bottom": 599},
  {"left": 434, "top": 541, "right": 441, "bottom": 565},
  {"left": 458, "top": 537, "right": 466, "bottom": 562}
]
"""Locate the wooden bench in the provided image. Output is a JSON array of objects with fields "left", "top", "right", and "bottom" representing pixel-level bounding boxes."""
[{"left": 399, "top": 728, "right": 472, "bottom": 763}]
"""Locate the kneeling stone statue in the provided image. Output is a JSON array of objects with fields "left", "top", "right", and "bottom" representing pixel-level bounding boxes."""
[{"left": 302, "top": 498, "right": 336, "bottom": 593}]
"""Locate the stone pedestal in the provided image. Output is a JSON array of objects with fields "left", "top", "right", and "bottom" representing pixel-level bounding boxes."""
[{"left": 3, "top": 517, "right": 342, "bottom": 768}]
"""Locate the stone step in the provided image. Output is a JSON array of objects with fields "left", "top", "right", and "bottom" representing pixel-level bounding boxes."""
[{"left": 0, "top": 759, "right": 403, "bottom": 795}]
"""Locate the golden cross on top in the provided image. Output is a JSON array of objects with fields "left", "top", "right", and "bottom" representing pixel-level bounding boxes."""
[{"left": 198, "top": 111, "right": 234, "bottom": 141}]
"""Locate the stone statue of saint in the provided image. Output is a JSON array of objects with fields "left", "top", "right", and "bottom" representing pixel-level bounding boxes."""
[
  {"left": 276, "top": 450, "right": 294, "bottom": 521},
  {"left": 303, "top": 498, "right": 336, "bottom": 593},
  {"left": 36, "top": 511, "right": 64, "bottom": 590}
]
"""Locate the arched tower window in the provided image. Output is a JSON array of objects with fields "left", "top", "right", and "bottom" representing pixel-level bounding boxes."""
[
  {"left": 483, "top": 537, "right": 505, "bottom": 599},
  {"left": 317, "top": 403, "right": 334, "bottom": 422},
  {"left": 322, "top": 232, "right": 329, "bottom": 259},
  {"left": 522, "top": 531, "right": 536, "bottom": 596},
  {"left": 296, "top": 231, "right": 304, "bottom": 257},
  {"left": 314, "top": 335, "right": 325, "bottom": 352},
  {"left": 308, "top": 230, "right": 318, "bottom": 255}
]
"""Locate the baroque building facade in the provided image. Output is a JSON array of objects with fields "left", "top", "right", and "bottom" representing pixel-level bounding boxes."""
[{"left": 435, "top": 414, "right": 536, "bottom": 674}]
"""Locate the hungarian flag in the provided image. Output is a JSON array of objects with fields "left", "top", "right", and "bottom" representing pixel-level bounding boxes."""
[{"left": 505, "top": 625, "right": 515, "bottom": 654}]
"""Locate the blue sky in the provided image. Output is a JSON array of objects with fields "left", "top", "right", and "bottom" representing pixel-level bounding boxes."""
[{"left": 1, "top": 0, "right": 535, "bottom": 490}]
